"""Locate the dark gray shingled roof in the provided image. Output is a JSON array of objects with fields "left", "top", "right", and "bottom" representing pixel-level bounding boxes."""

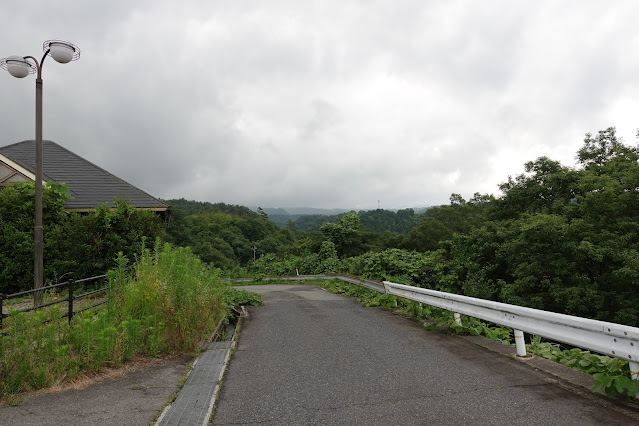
[{"left": 0, "top": 140, "right": 168, "bottom": 211}]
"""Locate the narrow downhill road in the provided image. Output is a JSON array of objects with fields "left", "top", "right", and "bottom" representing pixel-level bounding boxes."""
[{"left": 212, "top": 284, "right": 638, "bottom": 425}]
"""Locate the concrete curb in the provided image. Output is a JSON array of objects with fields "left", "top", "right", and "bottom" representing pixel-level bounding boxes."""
[{"left": 155, "top": 310, "right": 244, "bottom": 426}]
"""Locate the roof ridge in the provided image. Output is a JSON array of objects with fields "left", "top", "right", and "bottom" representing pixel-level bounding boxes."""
[
  {"left": 0, "top": 140, "right": 168, "bottom": 210},
  {"left": 0, "top": 139, "right": 35, "bottom": 150}
]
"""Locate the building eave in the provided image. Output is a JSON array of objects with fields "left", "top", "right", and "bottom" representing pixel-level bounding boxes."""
[{"left": 0, "top": 153, "right": 44, "bottom": 184}]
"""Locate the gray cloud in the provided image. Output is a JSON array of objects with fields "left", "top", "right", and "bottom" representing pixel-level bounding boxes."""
[{"left": 1, "top": 0, "right": 638, "bottom": 210}]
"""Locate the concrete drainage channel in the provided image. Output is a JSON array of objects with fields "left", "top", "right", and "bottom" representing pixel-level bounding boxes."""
[{"left": 155, "top": 307, "right": 246, "bottom": 426}]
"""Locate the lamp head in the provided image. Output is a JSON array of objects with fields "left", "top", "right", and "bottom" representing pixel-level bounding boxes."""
[
  {"left": 0, "top": 56, "right": 35, "bottom": 78},
  {"left": 44, "top": 40, "right": 80, "bottom": 64}
]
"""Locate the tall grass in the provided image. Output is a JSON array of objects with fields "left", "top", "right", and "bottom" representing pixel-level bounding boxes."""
[{"left": 0, "top": 240, "right": 232, "bottom": 398}]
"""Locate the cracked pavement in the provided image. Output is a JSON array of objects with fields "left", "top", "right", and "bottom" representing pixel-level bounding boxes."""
[{"left": 212, "top": 284, "right": 637, "bottom": 425}]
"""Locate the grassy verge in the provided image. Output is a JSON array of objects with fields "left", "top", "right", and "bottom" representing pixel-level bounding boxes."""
[{"left": 0, "top": 240, "right": 259, "bottom": 401}]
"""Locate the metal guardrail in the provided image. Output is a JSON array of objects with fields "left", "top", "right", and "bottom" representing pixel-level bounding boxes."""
[
  {"left": 383, "top": 281, "right": 639, "bottom": 360},
  {"left": 382, "top": 280, "right": 639, "bottom": 387},
  {"left": 326, "top": 274, "right": 387, "bottom": 293},
  {"left": 0, "top": 274, "right": 108, "bottom": 333},
  {"left": 229, "top": 273, "right": 639, "bottom": 385}
]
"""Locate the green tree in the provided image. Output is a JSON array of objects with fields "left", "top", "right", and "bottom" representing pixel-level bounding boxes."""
[
  {"left": 446, "top": 128, "right": 639, "bottom": 325},
  {"left": 320, "top": 212, "right": 362, "bottom": 257},
  {"left": 407, "top": 217, "right": 453, "bottom": 252},
  {"left": 494, "top": 157, "right": 579, "bottom": 219},
  {"left": 577, "top": 127, "right": 639, "bottom": 170},
  {"left": 318, "top": 241, "right": 339, "bottom": 272},
  {"left": 0, "top": 184, "right": 164, "bottom": 293},
  {"left": 257, "top": 206, "right": 269, "bottom": 221},
  {"left": 0, "top": 182, "right": 69, "bottom": 293},
  {"left": 425, "top": 193, "right": 492, "bottom": 233},
  {"left": 60, "top": 199, "right": 166, "bottom": 279}
]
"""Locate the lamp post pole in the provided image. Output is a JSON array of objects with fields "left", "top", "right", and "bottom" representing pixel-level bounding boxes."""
[
  {"left": 34, "top": 58, "right": 44, "bottom": 306},
  {"left": 1, "top": 41, "right": 80, "bottom": 306}
]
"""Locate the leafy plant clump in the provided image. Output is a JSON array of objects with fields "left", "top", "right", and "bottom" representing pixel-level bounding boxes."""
[
  {"left": 223, "top": 289, "right": 263, "bottom": 307},
  {"left": 527, "top": 338, "right": 639, "bottom": 397}
]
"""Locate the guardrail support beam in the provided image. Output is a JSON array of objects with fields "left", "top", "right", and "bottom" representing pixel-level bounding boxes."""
[{"left": 514, "top": 329, "right": 526, "bottom": 356}]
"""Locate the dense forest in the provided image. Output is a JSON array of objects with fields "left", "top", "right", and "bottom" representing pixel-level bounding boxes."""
[
  {"left": 165, "top": 128, "right": 639, "bottom": 327},
  {"left": 2, "top": 127, "right": 637, "bottom": 327}
]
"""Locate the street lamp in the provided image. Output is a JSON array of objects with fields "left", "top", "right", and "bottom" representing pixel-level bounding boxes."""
[{"left": 1, "top": 40, "right": 80, "bottom": 306}]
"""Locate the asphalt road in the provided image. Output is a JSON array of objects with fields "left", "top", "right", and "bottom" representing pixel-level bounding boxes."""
[{"left": 212, "top": 284, "right": 638, "bottom": 425}]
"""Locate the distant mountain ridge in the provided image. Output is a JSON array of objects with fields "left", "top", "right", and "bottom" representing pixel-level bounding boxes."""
[
  {"left": 251, "top": 207, "right": 352, "bottom": 216},
  {"left": 252, "top": 206, "right": 430, "bottom": 216},
  {"left": 166, "top": 200, "right": 431, "bottom": 219},
  {"left": 165, "top": 199, "right": 433, "bottom": 232}
]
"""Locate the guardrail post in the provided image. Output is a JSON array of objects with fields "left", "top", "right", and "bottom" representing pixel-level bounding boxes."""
[
  {"left": 454, "top": 312, "right": 462, "bottom": 327},
  {"left": 514, "top": 329, "right": 527, "bottom": 356},
  {"left": 630, "top": 361, "right": 639, "bottom": 399},
  {"left": 68, "top": 278, "right": 74, "bottom": 323}
]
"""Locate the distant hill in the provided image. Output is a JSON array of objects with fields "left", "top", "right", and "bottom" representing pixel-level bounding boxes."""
[
  {"left": 268, "top": 208, "right": 428, "bottom": 232},
  {"left": 260, "top": 207, "right": 289, "bottom": 216},
  {"left": 251, "top": 207, "right": 352, "bottom": 216},
  {"left": 255, "top": 206, "right": 432, "bottom": 216},
  {"left": 165, "top": 199, "right": 433, "bottom": 231},
  {"left": 285, "top": 207, "right": 352, "bottom": 215},
  {"left": 250, "top": 207, "right": 353, "bottom": 229},
  {"left": 166, "top": 198, "right": 258, "bottom": 218},
  {"left": 285, "top": 214, "right": 335, "bottom": 230}
]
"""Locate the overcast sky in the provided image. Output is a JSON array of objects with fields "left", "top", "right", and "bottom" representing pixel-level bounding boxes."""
[{"left": 1, "top": 1, "right": 638, "bottom": 210}]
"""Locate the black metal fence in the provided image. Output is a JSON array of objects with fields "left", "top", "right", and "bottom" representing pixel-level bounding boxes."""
[{"left": 0, "top": 274, "right": 109, "bottom": 333}]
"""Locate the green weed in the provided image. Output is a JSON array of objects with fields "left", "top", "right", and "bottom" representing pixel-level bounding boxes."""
[{"left": 527, "top": 337, "right": 639, "bottom": 397}]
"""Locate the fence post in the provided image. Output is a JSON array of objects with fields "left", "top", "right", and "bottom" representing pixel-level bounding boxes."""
[
  {"left": 68, "top": 278, "right": 74, "bottom": 323},
  {"left": 0, "top": 293, "right": 4, "bottom": 331},
  {"left": 454, "top": 312, "right": 462, "bottom": 327},
  {"left": 514, "top": 329, "right": 527, "bottom": 356}
]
